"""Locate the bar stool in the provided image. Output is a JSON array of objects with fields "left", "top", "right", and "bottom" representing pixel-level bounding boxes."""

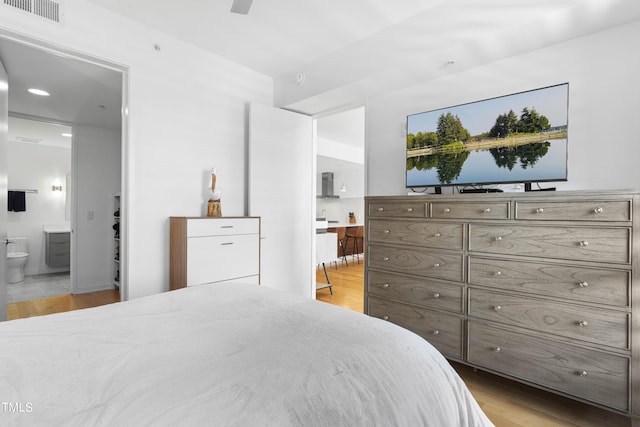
[
  {"left": 345, "top": 226, "right": 364, "bottom": 264},
  {"left": 336, "top": 227, "right": 349, "bottom": 267}
]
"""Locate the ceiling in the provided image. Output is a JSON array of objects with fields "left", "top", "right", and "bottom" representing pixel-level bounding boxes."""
[{"left": 0, "top": 0, "right": 639, "bottom": 141}]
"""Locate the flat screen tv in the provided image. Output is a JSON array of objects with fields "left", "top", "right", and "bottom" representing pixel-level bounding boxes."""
[{"left": 406, "top": 83, "right": 568, "bottom": 190}]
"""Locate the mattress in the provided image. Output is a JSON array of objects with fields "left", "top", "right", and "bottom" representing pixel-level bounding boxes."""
[{"left": 0, "top": 283, "right": 493, "bottom": 426}]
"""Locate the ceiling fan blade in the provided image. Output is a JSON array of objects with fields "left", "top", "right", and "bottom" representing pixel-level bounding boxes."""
[{"left": 231, "top": 0, "right": 253, "bottom": 15}]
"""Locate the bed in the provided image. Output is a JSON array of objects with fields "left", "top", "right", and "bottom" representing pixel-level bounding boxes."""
[{"left": 0, "top": 282, "right": 493, "bottom": 426}]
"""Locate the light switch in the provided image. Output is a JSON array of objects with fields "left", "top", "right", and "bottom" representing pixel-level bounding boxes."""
[{"left": 86, "top": 210, "right": 95, "bottom": 220}]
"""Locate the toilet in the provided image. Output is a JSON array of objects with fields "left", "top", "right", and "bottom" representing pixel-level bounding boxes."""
[{"left": 7, "top": 237, "right": 29, "bottom": 284}]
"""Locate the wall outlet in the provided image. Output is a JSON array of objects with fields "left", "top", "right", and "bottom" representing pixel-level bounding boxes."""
[{"left": 86, "top": 210, "right": 95, "bottom": 220}]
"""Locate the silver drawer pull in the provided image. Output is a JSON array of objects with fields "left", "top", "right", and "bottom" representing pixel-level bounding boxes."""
[
  {"left": 494, "top": 236, "right": 502, "bottom": 241},
  {"left": 383, "top": 256, "right": 390, "bottom": 261},
  {"left": 578, "top": 370, "right": 588, "bottom": 377},
  {"left": 493, "top": 347, "right": 501, "bottom": 353},
  {"left": 483, "top": 208, "right": 491, "bottom": 213},
  {"left": 377, "top": 207, "right": 384, "bottom": 212},
  {"left": 495, "top": 271, "right": 502, "bottom": 276},
  {"left": 431, "top": 330, "right": 440, "bottom": 335},
  {"left": 536, "top": 208, "right": 544, "bottom": 214},
  {"left": 406, "top": 207, "right": 413, "bottom": 212},
  {"left": 443, "top": 208, "right": 451, "bottom": 213},
  {"left": 221, "top": 242, "right": 234, "bottom": 246},
  {"left": 433, "top": 263, "right": 440, "bottom": 268},
  {"left": 383, "top": 283, "right": 390, "bottom": 289},
  {"left": 434, "top": 232, "right": 441, "bottom": 237},
  {"left": 578, "top": 320, "right": 589, "bottom": 327},
  {"left": 578, "top": 281, "right": 589, "bottom": 288},
  {"left": 433, "top": 293, "right": 440, "bottom": 298},
  {"left": 383, "top": 315, "right": 389, "bottom": 320},
  {"left": 221, "top": 225, "right": 234, "bottom": 229},
  {"left": 579, "top": 240, "right": 589, "bottom": 247},
  {"left": 384, "top": 229, "right": 390, "bottom": 234},
  {"left": 494, "top": 305, "right": 502, "bottom": 311},
  {"left": 593, "top": 207, "right": 603, "bottom": 214}
]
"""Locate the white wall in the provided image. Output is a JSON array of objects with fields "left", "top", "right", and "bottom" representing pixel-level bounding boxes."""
[
  {"left": 7, "top": 140, "right": 70, "bottom": 275},
  {"left": 0, "top": 2, "right": 272, "bottom": 298},
  {"left": 74, "top": 125, "right": 120, "bottom": 293},
  {"left": 366, "top": 21, "right": 640, "bottom": 196}
]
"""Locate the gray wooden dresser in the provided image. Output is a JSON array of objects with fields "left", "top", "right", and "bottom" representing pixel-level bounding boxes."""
[{"left": 364, "top": 190, "right": 639, "bottom": 419}]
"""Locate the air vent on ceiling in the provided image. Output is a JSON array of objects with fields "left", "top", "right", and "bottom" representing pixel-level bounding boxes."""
[{"left": 3, "top": 0, "right": 61, "bottom": 23}]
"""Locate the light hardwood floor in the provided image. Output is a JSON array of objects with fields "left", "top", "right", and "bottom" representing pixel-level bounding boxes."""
[
  {"left": 7, "top": 289, "right": 120, "bottom": 320},
  {"left": 316, "top": 258, "right": 632, "bottom": 427}
]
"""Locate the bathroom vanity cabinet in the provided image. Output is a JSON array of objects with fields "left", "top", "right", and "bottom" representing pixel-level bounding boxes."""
[{"left": 45, "top": 231, "right": 70, "bottom": 268}]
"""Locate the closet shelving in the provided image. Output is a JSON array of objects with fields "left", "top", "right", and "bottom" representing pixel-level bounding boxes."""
[{"left": 113, "top": 193, "right": 120, "bottom": 288}]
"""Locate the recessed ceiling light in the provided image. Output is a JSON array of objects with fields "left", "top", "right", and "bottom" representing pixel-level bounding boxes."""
[
  {"left": 61, "top": 133, "right": 72, "bottom": 138},
  {"left": 28, "top": 88, "right": 50, "bottom": 96}
]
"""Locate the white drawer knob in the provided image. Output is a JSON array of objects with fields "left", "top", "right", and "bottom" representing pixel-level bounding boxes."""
[
  {"left": 406, "top": 207, "right": 413, "bottom": 212},
  {"left": 377, "top": 207, "right": 384, "bottom": 212},
  {"left": 432, "top": 330, "right": 440, "bottom": 335},
  {"left": 434, "top": 232, "right": 441, "bottom": 237},
  {"left": 383, "top": 256, "right": 390, "bottom": 261},
  {"left": 578, "top": 281, "right": 589, "bottom": 288},
  {"left": 433, "top": 263, "right": 440, "bottom": 268},
  {"left": 494, "top": 236, "right": 502, "bottom": 241},
  {"left": 494, "top": 347, "right": 501, "bottom": 352},
  {"left": 433, "top": 293, "right": 440, "bottom": 298},
  {"left": 494, "top": 305, "right": 502, "bottom": 311},
  {"left": 593, "top": 207, "right": 603, "bottom": 214},
  {"left": 536, "top": 208, "right": 544, "bottom": 214},
  {"left": 483, "top": 208, "right": 491, "bottom": 213},
  {"left": 495, "top": 271, "right": 502, "bottom": 276},
  {"left": 443, "top": 208, "right": 451, "bottom": 213},
  {"left": 578, "top": 370, "right": 588, "bottom": 377},
  {"left": 383, "top": 283, "right": 390, "bottom": 289},
  {"left": 383, "top": 315, "right": 389, "bottom": 320},
  {"left": 384, "top": 229, "right": 390, "bottom": 234},
  {"left": 578, "top": 320, "right": 589, "bottom": 327},
  {"left": 579, "top": 240, "right": 589, "bottom": 247}
]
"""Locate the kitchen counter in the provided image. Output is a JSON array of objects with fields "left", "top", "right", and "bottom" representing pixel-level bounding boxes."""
[{"left": 326, "top": 222, "right": 363, "bottom": 228}]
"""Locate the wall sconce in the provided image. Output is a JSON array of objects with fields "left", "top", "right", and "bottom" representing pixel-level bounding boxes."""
[{"left": 52, "top": 185, "right": 63, "bottom": 192}]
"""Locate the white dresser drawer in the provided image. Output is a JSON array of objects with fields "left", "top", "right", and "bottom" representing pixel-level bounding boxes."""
[
  {"left": 187, "top": 234, "right": 260, "bottom": 286},
  {"left": 187, "top": 217, "right": 259, "bottom": 237}
]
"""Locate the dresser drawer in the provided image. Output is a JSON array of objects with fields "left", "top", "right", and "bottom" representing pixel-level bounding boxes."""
[
  {"left": 468, "top": 322, "right": 629, "bottom": 412},
  {"left": 368, "top": 219, "right": 463, "bottom": 250},
  {"left": 469, "top": 224, "right": 631, "bottom": 264},
  {"left": 368, "top": 202, "right": 426, "bottom": 218},
  {"left": 468, "top": 257, "right": 630, "bottom": 307},
  {"left": 515, "top": 200, "right": 631, "bottom": 222},
  {"left": 368, "top": 244, "right": 464, "bottom": 282},
  {"left": 187, "top": 234, "right": 260, "bottom": 286},
  {"left": 369, "top": 296, "right": 463, "bottom": 358},
  {"left": 368, "top": 270, "right": 463, "bottom": 313},
  {"left": 187, "top": 218, "right": 259, "bottom": 237},
  {"left": 468, "top": 288, "right": 629, "bottom": 349},
  {"left": 430, "top": 202, "right": 510, "bottom": 219}
]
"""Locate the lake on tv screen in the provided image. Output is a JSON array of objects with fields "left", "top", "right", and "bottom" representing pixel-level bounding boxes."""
[{"left": 406, "top": 139, "right": 567, "bottom": 187}]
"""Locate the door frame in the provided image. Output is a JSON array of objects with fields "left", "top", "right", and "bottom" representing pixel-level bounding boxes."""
[{"left": 0, "top": 28, "right": 130, "bottom": 301}]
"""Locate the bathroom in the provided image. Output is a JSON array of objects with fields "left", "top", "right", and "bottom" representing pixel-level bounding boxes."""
[{"left": 6, "top": 117, "right": 72, "bottom": 302}]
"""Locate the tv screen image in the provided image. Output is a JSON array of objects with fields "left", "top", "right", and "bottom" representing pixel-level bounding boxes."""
[{"left": 406, "top": 83, "right": 568, "bottom": 189}]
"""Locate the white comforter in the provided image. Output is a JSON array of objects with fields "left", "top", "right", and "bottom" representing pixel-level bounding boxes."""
[{"left": 0, "top": 283, "right": 493, "bottom": 426}]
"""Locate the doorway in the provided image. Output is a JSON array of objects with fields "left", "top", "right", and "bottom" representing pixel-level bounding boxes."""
[
  {"left": 314, "top": 106, "right": 365, "bottom": 312},
  {"left": 0, "top": 32, "right": 127, "bottom": 319}
]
